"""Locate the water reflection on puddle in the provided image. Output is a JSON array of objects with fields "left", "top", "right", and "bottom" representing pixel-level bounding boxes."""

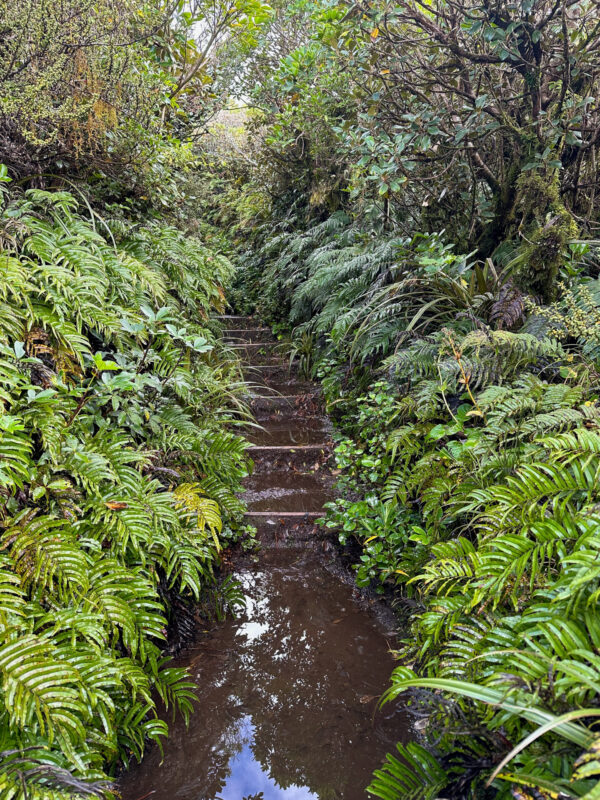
[
  {"left": 216, "top": 716, "right": 317, "bottom": 800},
  {"left": 118, "top": 549, "right": 409, "bottom": 800}
]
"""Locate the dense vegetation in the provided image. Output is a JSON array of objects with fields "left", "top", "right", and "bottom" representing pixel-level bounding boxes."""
[
  {"left": 0, "top": 176, "right": 253, "bottom": 799},
  {"left": 197, "top": 1, "right": 600, "bottom": 798},
  {"left": 0, "top": 1, "right": 266, "bottom": 797},
  {"left": 6, "top": 0, "right": 600, "bottom": 798}
]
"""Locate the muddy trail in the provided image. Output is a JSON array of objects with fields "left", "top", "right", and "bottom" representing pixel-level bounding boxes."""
[{"left": 118, "top": 317, "right": 409, "bottom": 800}]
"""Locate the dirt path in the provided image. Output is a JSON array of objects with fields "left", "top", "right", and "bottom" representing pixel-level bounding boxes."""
[
  {"left": 117, "top": 316, "right": 409, "bottom": 800},
  {"left": 223, "top": 315, "right": 334, "bottom": 539}
]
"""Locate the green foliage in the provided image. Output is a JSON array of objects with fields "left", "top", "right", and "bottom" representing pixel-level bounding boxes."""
[
  {"left": 0, "top": 179, "right": 250, "bottom": 797},
  {"left": 223, "top": 194, "right": 600, "bottom": 799},
  {"left": 325, "top": 333, "right": 600, "bottom": 797},
  {"left": 0, "top": 0, "right": 167, "bottom": 183},
  {"left": 369, "top": 741, "right": 447, "bottom": 800},
  {"left": 163, "top": 0, "right": 600, "bottom": 797},
  {"left": 322, "top": 493, "right": 416, "bottom": 591}
]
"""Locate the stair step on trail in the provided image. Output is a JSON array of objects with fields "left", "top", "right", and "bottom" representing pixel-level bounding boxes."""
[
  {"left": 244, "top": 363, "right": 288, "bottom": 369},
  {"left": 249, "top": 392, "right": 320, "bottom": 406},
  {"left": 229, "top": 342, "right": 279, "bottom": 348},
  {"left": 243, "top": 510, "right": 323, "bottom": 519},
  {"left": 246, "top": 376, "right": 317, "bottom": 394},
  {"left": 241, "top": 470, "right": 330, "bottom": 514},
  {"left": 216, "top": 315, "right": 265, "bottom": 329},
  {"left": 224, "top": 327, "right": 271, "bottom": 333},
  {"left": 225, "top": 314, "right": 332, "bottom": 524},
  {"left": 229, "top": 342, "right": 282, "bottom": 358},
  {"left": 247, "top": 444, "right": 330, "bottom": 452},
  {"left": 227, "top": 313, "right": 333, "bottom": 525},
  {"left": 224, "top": 328, "right": 273, "bottom": 343},
  {"left": 248, "top": 416, "right": 330, "bottom": 446}
]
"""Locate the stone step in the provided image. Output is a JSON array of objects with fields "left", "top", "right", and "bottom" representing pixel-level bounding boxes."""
[
  {"left": 249, "top": 392, "right": 320, "bottom": 405},
  {"left": 224, "top": 329, "right": 274, "bottom": 343},
  {"left": 250, "top": 397, "right": 324, "bottom": 425},
  {"left": 246, "top": 377, "right": 316, "bottom": 393},
  {"left": 244, "top": 362, "right": 289, "bottom": 369},
  {"left": 243, "top": 511, "right": 323, "bottom": 518},
  {"left": 242, "top": 361, "right": 290, "bottom": 371},
  {"left": 250, "top": 393, "right": 302, "bottom": 403},
  {"left": 241, "top": 471, "right": 331, "bottom": 513},
  {"left": 230, "top": 342, "right": 278, "bottom": 348},
  {"left": 242, "top": 363, "right": 291, "bottom": 376},
  {"left": 216, "top": 315, "right": 264, "bottom": 329},
  {"left": 224, "top": 328, "right": 271, "bottom": 333},
  {"left": 248, "top": 417, "right": 331, "bottom": 446},
  {"left": 248, "top": 443, "right": 330, "bottom": 452},
  {"left": 229, "top": 342, "right": 282, "bottom": 355}
]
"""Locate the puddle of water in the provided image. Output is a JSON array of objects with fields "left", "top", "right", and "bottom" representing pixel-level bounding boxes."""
[
  {"left": 215, "top": 715, "right": 318, "bottom": 800},
  {"left": 118, "top": 549, "right": 408, "bottom": 800}
]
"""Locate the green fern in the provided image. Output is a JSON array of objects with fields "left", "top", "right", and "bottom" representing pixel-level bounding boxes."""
[{"left": 0, "top": 182, "right": 250, "bottom": 796}]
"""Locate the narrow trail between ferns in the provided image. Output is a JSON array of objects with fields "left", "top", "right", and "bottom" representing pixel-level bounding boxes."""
[{"left": 118, "top": 317, "right": 409, "bottom": 800}]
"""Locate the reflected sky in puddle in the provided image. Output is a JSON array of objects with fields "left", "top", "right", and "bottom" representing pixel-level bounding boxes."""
[
  {"left": 235, "top": 576, "right": 270, "bottom": 644},
  {"left": 118, "top": 549, "right": 409, "bottom": 800},
  {"left": 216, "top": 716, "right": 318, "bottom": 800}
]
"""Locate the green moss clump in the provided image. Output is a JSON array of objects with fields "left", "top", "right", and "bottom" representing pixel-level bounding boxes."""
[{"left": 513, "top": 172, "right": 578, "bottom": 302}]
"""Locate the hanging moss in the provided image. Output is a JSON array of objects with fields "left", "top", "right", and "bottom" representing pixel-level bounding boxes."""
[{"left": 512, "top": 171, "right": 578, "bottom": 302}]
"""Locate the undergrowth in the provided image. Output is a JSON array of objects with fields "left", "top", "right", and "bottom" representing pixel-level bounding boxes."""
[
  {"left": 0, "top": 172, "right": 251, "bottom": 799},
  {"left": 229, "top": 202, "right": 600, "bottom": 799}
]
